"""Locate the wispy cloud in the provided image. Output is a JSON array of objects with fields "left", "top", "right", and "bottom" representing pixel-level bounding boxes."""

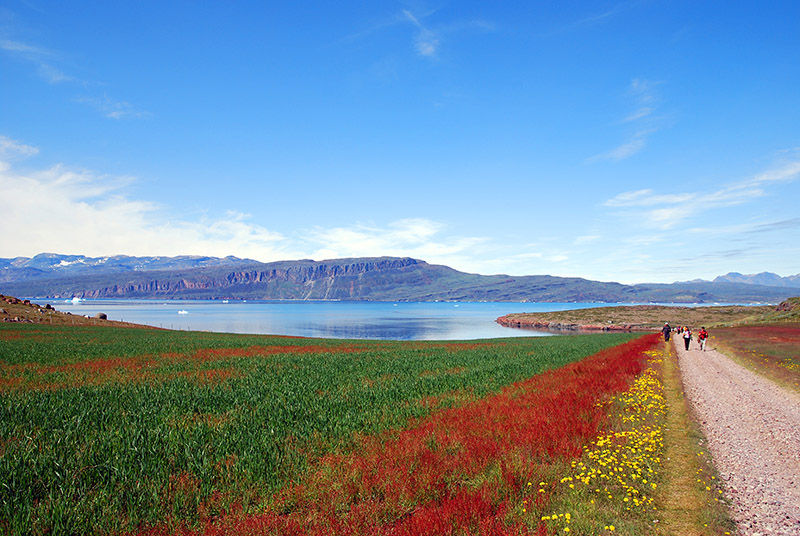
[
  {"left": 745, "top": 160, "right": 800, "bottom": 186},
  {"left": 1, "top": 37, "right": 148, "bottom": 119},
  {"left": 573, "top": 234, "right": 601, "bottom": 245},
  {"left": 0, "top": 39, "right": 44, "bottom": 55},
  {"left": 402, "top": 9, "right": 441, "bottom": 57},
  {"left": 0, "top": 38, "right": 72, "bottom": 84},
  {"left": 680, "top": 248, "right": 753, "bottom": 263},
  {"left": 590, "top": 78, "right": 665, "bottom": 162},
  {"left": 543, "top": 1, "right": 640, "bottom": 36},
  {"left": 624, "top": 78, "right": 660, "bottom": 121},
  {"left": 0, "top": 135, "right": 39, "bottom": 160},
  {"left": 77, "top": 95, "right": 152, "bottom": 120},
  {"left": 605, "top": 189, "right": 695, "bottom": 207},
  {"left": 748, "top": 217, "right": 800, "bottom": 233},
  {"left": 348, "top": 8, "right": 494, "bottom": 61},
  {"left": 604, "top": 159, "right": 800, "bottom": 229},
  {"left": 596, "top": 135, "right": 647, "bottom": 161}
]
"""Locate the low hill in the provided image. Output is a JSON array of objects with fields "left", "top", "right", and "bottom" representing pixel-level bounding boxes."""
[
  {"left": 497, "top": 297, "right": 800, "bottom": 331},
  {"left": 0, "top": 255, "right": 796, "bottom": 303},
  {"left": 0, "top": 294, "right": 149, "bottom": 328}
]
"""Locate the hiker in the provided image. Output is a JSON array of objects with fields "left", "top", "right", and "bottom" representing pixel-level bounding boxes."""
[
  {"left": 698, "top": 326, "right": 709, "bottom": 351},
  {"left": 662, "top": 322, "right": 671, "bottom": 341},
  {"left": 682, "top": 326, "right": 692, "bottom": 350}
]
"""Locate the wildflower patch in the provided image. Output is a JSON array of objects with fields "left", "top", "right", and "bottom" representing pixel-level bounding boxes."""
[{"left": 532, "top": 348, "right": 667, "bottom": 535}]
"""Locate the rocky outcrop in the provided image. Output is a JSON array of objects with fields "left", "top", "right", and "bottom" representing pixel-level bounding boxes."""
[{"left": 775, "top": 297, "right": 799, "bottom": 312}]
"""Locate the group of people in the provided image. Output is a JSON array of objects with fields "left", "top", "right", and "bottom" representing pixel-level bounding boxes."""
[{"left": 662, "top": 322, "right": 709, "bottom": 351}]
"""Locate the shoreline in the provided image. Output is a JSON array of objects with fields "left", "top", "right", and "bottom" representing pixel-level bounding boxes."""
[
  {"left": 495, "top": 303, "right": 780, "bottom": 333},
  {"left": 495, "top": 314, "right": 654, "bottom": 332}
]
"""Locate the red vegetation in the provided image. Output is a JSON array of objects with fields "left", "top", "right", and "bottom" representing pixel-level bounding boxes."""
[
  {"left": 714, "top": 323, "right": 800, "bottom": 382},
  {"left": 0, "top": 343, "right": 371, "bottom": 392},
  {"left": 0, "top": 329, "right": 49, "bottom": 340},
  {"left": 737, "top": 324, "right": 800, "bottom": 344},
  {"left": 714, "top": 324, "right": 800, "bottom": 358},
  {"left": 139, "top": 334, "right": 660, "bottom": 536}
]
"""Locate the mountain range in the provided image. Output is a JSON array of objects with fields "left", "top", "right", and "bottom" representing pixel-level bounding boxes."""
[
  {"left": 0, "top": 253, "right": 797, "bottom": 303},
  {"left": 711, "top": 272, "right": 800, "bottom": 288}
]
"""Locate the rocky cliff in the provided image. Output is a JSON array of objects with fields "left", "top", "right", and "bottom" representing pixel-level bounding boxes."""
[{"left": 0, "top": 255, "right": 796, "bottom": 303}]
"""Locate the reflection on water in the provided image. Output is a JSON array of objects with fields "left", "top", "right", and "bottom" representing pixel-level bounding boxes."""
[{"left": 50, "top": 300, "right": 620, "bottom": 341}]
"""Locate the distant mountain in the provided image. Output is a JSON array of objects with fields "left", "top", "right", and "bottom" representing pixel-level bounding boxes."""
[
  {"left": 0, "top": 253, "right": 253, "bottom": 283},
  {"left": 713, "top": 271, "right": 800, "bottom": 288},
  {"left": 0, "top": 254, "right": 796, "bottom": 303}
]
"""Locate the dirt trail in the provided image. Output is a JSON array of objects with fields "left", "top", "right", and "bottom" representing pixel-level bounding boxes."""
[{"left": 676, "top": 340, "right": 800, "bottom": 535}]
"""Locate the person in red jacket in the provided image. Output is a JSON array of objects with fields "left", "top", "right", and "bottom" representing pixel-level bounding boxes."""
[{"left": 698, "top": 327, "right": 709, "bottom": 351}]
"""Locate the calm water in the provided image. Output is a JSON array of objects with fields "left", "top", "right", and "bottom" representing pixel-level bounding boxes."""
[{"left": 47, "top": 299, "right": 639, "bottom": 340}]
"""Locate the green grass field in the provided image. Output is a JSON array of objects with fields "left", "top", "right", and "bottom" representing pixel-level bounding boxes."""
[{"left": 0, "top": 324, "right": 637, "bottom": 534}]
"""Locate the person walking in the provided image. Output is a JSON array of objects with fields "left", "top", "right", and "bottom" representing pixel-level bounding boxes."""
[
  {"left": 662, "top": 322, "right": 671, "bottom": 341},
  {"left": 698, "top": 326, "right": 708, "bottom": 351},
  {"left": 683, "top": 326, "right": 692, "bottom": 350}
]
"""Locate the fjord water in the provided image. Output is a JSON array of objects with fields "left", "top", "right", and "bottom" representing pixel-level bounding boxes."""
[{"left": 51, "top": 299, "right": 628, "bottom": 340}]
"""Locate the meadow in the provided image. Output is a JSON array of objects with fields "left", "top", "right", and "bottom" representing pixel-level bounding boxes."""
[
  {"left": 0, "top": 324, "right": 644, "bottom": 534},
  {"left": 711, "top": 323, "right": 800, "bottom": 390},
  {"left": 0, "top": 319, "right": 741, "bottom": 535}
]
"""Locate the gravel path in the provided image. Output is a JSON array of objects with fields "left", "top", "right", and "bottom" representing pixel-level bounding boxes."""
[{"left": 676, "top": 340, "right": 800, "bottom": 535}]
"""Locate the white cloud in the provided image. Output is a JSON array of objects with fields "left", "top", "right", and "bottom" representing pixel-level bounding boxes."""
[
  {"left": 604, "top": 189, "right": 695, "bottom": 207},
  {"left": 0, "top": 39, "right": 45, "bottom": 55},
  {"left": 308, "top": 218, "right": 486, "bottom": 264},
  {"left": 605, "top": 159, "right": 800, "bottom": 230},
  {"left": 0, "top": 136, "right": 39, "bottom": 160},
  {"left": 1, "top": 38, "right": 148, "bottom": 118},
  {"left": 0, "top": 144, "right": 289, "bottom": 260},
  {"left": 598, "top": 137, "right": 646, "bottom": 161},
  {"left": 573, "top": 234, "right": 601, "bottom": 245},
  {"left": 345, "top": 8, "right": 493, "bottom": 67},
  {"left": 591, "top": 79, "right": 665, "bottom": 162},
  {"left": 0, "top": 38, "right": 73, "bottom": 85},
  {"left": 623, "top": 107, "right": 654, "bottom": 123},
  {"left": 77, "top": 95, "right": 152, "bottom": 120},
  {"left": 628, "top": 78, "right": 660, "bottom": 115},
  {"left": 393, "top": 9, "right": 493, "bottom": 59},
  {"left": 746, "top": 160, "right": 800, "bottom": 186},
  {"left": 0, "top": 139, "right": 491, "bottom": 269},
  {"left": 401, "top": 9, "right": 442, "bottom": 57},
  {"left": 36, "top": 63, "right": 72, "bottom": 84}
]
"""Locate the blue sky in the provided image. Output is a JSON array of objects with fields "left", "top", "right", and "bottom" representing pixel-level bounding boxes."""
[{"left": 1, "top": 1, "right": 799, "bottom": 284}]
